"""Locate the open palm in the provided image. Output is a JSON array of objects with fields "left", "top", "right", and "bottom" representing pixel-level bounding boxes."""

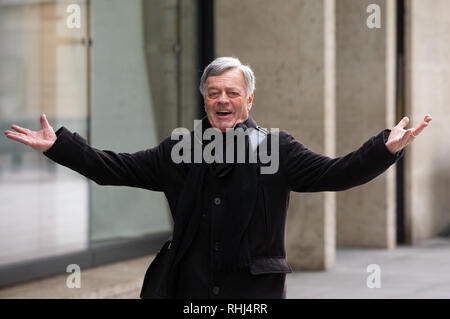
[
  {"left": 4, "top": 114, "right": 57, "bottom": 152},
  {"left": 385, "top": 114, "right": 432, "bottom": 154}
]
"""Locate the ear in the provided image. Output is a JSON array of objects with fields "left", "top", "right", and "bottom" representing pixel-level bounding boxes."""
[{"left": 247, "top": 93, "right": 254, "bottom": 111}]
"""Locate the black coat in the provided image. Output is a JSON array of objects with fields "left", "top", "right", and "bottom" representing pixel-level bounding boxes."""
[{"left": 43, "top": 116, "right": 401, "bottom": 298}]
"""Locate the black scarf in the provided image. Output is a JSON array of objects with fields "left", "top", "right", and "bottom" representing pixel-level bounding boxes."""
[{"left": 168, "top": 116, "right": 258, "bottom": 283}]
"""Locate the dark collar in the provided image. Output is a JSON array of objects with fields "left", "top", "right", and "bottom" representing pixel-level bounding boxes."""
[{"left": 243, "top": 115, "right": 257, "bottom": 129}]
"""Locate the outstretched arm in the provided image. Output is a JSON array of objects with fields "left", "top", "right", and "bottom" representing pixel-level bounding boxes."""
[
  {"left": 4, "top": 114, "right": 166, "bottom": 191},
  {"left": 283, "top": 114, "right": 432, "bottom": 192}
]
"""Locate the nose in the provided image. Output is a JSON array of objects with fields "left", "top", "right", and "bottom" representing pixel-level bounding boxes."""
[{"left": 218, "top": 91, "right": 230, "bottom": 105}]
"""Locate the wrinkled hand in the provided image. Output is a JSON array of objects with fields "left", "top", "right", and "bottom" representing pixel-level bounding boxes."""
[
  {"left": 385, "top": 114, "right": 432, "bottom": 154},
  {"left": 3, "top": 114, "right": 57, "bottom": 152}
]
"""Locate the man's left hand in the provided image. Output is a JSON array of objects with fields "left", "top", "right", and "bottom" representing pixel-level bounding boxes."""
[{"left": 385, "top": 114, "right": 432, "bottom": 154}]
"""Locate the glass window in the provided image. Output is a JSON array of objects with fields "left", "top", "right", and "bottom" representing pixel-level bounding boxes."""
[
  {"left": 0, "top": 0, "right": 89, "bottom": 265},
  {"left": 88, "top": 0, "right": 174, "bottom": 242},
  {"left": 0, "top": 0, "right": 199, "bottom": 271}
]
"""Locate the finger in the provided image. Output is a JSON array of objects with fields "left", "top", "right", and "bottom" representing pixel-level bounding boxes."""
[
  {"left": 40, "top": 114, "right": 51, "bottom": 130},
  {"left": 10, "top": 124, "right": 30, "bottom": 135},
  {"left": 5, "top": 130, "right": 25, "bottom": 139},
  {"left": 411, "top": 114, "right": 433, "bottom": 137},
  {"left": 403, "top": 128, "right": 416, "bottom": 142},
  {"left": 396, "top": 116, "right": 409, "bottom": 129},
  {"left": 412, "top": 121, "right": 429, "bottom": 137},
  {"left": 4, "top": 131, "right": 32, "bottom": 146}
]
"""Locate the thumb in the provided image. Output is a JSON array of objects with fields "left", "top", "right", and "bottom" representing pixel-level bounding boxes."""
[
  {"left": 40, "top": 114, "right": 51, "bottom": 129},
  {"left": 397, "top": 116, "right": 409, "bottom": 129}
]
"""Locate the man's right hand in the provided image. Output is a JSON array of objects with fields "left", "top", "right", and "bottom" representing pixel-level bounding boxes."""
[{"left": 4, "top": 114, "right": 57, "bottom": 152}]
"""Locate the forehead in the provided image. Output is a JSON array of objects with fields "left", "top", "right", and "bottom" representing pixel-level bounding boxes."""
[{"left": 205, "top": 68, "right": 245, "bottom": 90}]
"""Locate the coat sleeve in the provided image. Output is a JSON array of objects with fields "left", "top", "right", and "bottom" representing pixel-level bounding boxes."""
[
  {"left": 280, "top": 129, "right": 403, "bottom": 192},
  {"left": 43, "top": 126, "right": 167, "bottom": 191}
]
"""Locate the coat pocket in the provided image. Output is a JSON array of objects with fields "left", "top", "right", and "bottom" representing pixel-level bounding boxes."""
[
  {"left": 249, "top": 257, "right": 293, "bottom": 275},
  {"left": 140, "top": 239, "right": 173, "bottom": 298}
]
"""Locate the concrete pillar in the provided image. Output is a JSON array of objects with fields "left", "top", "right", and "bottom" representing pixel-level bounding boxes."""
[
  {"left": 215, "top": 0, "right": 336, "bottom": 270},
  {"left": 404, "top": 0, "right": 450, "bottom": 243},
  {"left": 335, "top": 0, "right": 397, "bottom": 249}
]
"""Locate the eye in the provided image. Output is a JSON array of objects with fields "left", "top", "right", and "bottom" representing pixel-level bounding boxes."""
[
  {"left": 208, "top": 92, "right": 219, "bottom": 98},
  {"left": 229, "top": 92, "right": 239, "bottom": 96}
]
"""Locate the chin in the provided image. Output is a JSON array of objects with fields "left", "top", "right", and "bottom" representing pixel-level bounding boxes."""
[
  {"left": 216, "top": 125, "right": 230, "bottom": 132},
  {"left": 213, "top": 119, "right": 234, "bottom": 131}
]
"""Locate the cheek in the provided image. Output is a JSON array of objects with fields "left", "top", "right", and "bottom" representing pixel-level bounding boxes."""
[
  {"left": 241, "top": 103, "right": 250, "bottom": 114},
  {"left": 205, "top": 103, "right": 214, "bottom": 114},
  {"left": 234, "top": 101, "right": 246, "bottom": 112}
]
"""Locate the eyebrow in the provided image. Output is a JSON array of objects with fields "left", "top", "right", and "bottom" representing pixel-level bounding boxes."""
[{"left": 207, "top": 86, "right": 241, "bottom": 91}]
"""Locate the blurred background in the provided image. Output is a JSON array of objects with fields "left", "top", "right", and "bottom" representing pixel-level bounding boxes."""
[{"left": 0, "top": 0, "right": 449, "bottom": 298}]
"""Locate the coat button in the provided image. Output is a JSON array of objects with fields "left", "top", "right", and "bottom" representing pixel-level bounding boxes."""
[
  {"left": 213, "top": 197, "right": 221, "bottom": 205},
  {"left": 212, "top": 286, "right": 220, "bottom": 295}
]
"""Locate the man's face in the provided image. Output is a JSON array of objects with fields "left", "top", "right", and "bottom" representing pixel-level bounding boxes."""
[{"left": 204, "top": 68, "right": 254, "bottom": 132}]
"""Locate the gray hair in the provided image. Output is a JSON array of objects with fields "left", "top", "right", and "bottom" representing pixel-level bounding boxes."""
[{"left": 199, "top": 57, "right": 255, "bottom": 99}]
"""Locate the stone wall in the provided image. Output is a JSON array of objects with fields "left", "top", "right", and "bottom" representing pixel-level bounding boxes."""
[{"left": 404, "top": 0, "right": 450, "bottom": 243}]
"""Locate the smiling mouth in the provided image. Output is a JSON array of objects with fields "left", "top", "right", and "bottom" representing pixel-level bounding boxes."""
[{"left": 216, "top": 110, "right": 233, "bottom": 117}]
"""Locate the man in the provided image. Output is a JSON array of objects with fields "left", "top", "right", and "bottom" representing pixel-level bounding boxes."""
[{"left": 4, "top": 57, "right": 432, "bottom": 299}]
